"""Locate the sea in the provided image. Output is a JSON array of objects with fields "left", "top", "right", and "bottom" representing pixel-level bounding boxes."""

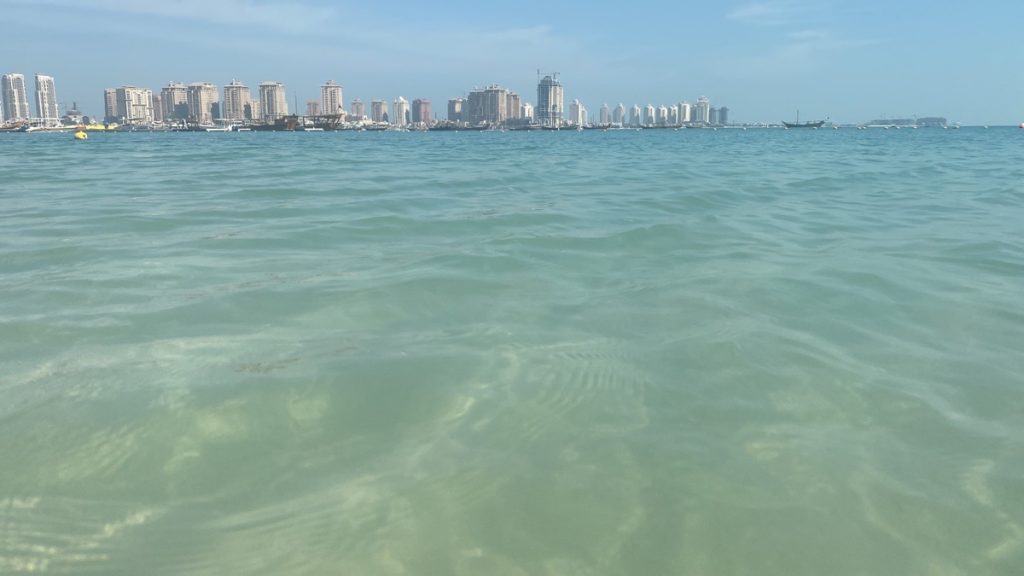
[{"left": 1, "top": 127, "right": 1022, "bottom": 575}]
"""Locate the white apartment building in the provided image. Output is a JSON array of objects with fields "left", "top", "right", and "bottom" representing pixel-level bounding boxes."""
[
  {"left": 222, "top": 80, "right": 251, "bottom": 121},
  {"left": 321, "top": 80, "right": 343, "bottom": 115},
  {"left": 34, "top": 74, "right": 59, "bottom": 125},
  {"left": 393, "top": 96, "right": 409, "bottom": 126},
  {"left": 162, "top": 82, "right": 188, "bottom": 121},
  {"left": 187, "top": 83, "right": 219, "bottom": 124},
  {"left": 259, "top": 82, "right": 288, "bottom": 121},
  {"left": 116, "top": 86, "right": 154, "bottom": 124},
  {"left": 1, "top": 73, "right": 30, "bottom": 121}
]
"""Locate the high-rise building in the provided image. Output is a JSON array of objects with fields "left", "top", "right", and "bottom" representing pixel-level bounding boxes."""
[
  {"left": 370, "top": 100, "right": 388, "bottom": 123},
  {"left": 306, "top": 101, "right": 320, "bottom": 117},
  {"left": 258, "top": 82, "right": 288, "bottom": 121},
  {"left": 668, "top": 105, "right": 679, "bottom": 126},
  {"left": 644, "top": 104, "right": 656, "bottom": 126},
  {"left": 464, "top": 85, "right": 509, "bottom": 125},
  {"left": 161, "top": 82, "right": 188, "bottom": 121},
  {"left": 393, "top": 96, "right": 409, "bottom": 126},
  {"left": 350, "top": 98, "right": 365, "bottom": 119},
  {"left": 693, "top": 96, "right": 711, "bottom": 125},
  {"left": 678, "top": 101, "right": 691, "bottom": 124},
  {"left": 521, "top": 102, "right": 534, "bottom": 120},
  {"left": 151, "top": 94, "right": 163, "bottom": 122},
  {"left": 485, "top": 85, "right": 508, "bottom": 124},
  {"left": 2, "top": 73, "right": 30, "bottom": 121},
  {"left": 536, "top": 74, "right": 564, "bottom": 127},
  {"left": 321, "top": 80, "right": 343, "bottom": 116},
  {"left": 569, "top": 99, "right": 587, "bottom": 126},
  {"left": 613, "top": 103, "right": 625, "bottom": 125},
  {"left": 115, "top": 86, "right": 154, "bottom": 124},
  {"left": 718, "top": 107, "right": 729, "bottom": 126},
  {"left": 412, "top": 99, "right": 432, "bottom": 125},
  {"left": 630, "top": 104, "right": 641, "bottom": 126},
  {"left": 103, "top": 88, "right": 118, "bottom": 123},
  {"left": 657, "top": 105, "right": 669, "bottom": 126},
  {"left": 506, "top": 92, "right": 521, "bottom": 121},
  {"left": 599, "top": 103, "right": 610, "bottom": 125},
  {"left": 222, "top": 80, "right": 250, "bottom": 121},
  {"left": 709, "top": 107, "right": 719, "bottom": 126},
  {"left": 187, "top": 82, "right": 219, "bottom": 124},
  {"left": 34, "top": 74, "right": 58, "bottom": 125},
  {"left": 464, "top": 90, "right": 483, "bottom": 124},
  {"left": 447, "top": 97, "right": 464, "bottom": 122}
]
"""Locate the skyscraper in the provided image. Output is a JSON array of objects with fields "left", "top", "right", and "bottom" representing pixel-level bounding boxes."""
[
  {"left": 103, "top": 88, "right": 118, "bottom": 123},
  {"left": 306, "top": 101, "right": 320, "bottom": 117},
  {"left": 321, "top": 80, "right": 343, "bottom": 116},
  {"left": 447, "top": 97, "right": 464, "bottom": 122},
  {"left": 569, "top": 99, "right": 587, "bottom": 126},
  {"left": 630, "top": 104, "right": 641, "bottom": 127},
  {"left": 644, "top": 104, "right": 655, "bottom": 126},
  {"left": 709, "top": 107, "right": 719, "bottom": 126},
  {"left": 536, "top": 74, "right": 563, "bottom": 127},
  {"left": 412, "top": 99, "right": 432, "bottom": 125},
  {"left": 161, "top": 82, "right": 188, "bottom": 121},
  {"left": 465, "top": 85, "right": 508, "bottom": 125},
  {"left": 506, "top": 92, "right": 521, "bottom": 121},
  {"left": 657, "top": 105, "right": 669, "bottom": 126},
  {"left": 718, "top": 107, "right": 730, "bottom": 126},
  {"left": 370, "top": 100, "right": 388, "bottom": 123},
  {"left": 351, "top": 98, "right": 365, "bottom": 119},
  {"left": 464, "top": 89, "right": 484, "bottom": 124},
  {"left": 393, "top": 96, "right": 409, "bottom": 127},
  {"left": 613, "top": 103, "right": 625, "bottom": 125},
  {"left": 521, "top": 102, "right": 534, "bottom": 120},
  {"left": 484, "top": 85, "right": 508, "bottom": 124},
  {"left": 151, "top": 94, "right": 163, "bottom": 122},
  {"left": 599, "top": 103, "right": 610, "bottom": 125},
  {"left": 693, "top": 96, "right": 711, "bottom": 125},
  {"left": 34, "top": 74, "right": 58, "bottom": 126},
  {"left": 116, "top": 86, "right": 154, "bottom": 124},
  {"left": 222, "top": 80, "right": 251, "bottom": 122},
  {"left": 258, "top": 82, "right": 288, "bottom": 121},
  {"left": 679, "top": 101, "right": 692, "bottom": 124},
  {"left": 187, "top": 82, "right": 219, "bottom": 124},
  {"left": 2, "top": 74, "right": 30, "bottom": 121}
]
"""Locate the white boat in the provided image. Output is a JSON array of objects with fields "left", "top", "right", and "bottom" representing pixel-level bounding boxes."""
[{"left": 205, "top": 126, "right": 231, "bottom": 132}]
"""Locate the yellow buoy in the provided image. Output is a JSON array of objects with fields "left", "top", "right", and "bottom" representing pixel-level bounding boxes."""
[{"left": 74, "top": 131, "right": 88, "bottom": 140}]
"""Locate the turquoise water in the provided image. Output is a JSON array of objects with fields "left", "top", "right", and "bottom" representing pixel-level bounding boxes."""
[{"left": 1, "top": 128, "right": 1022, "bottom": 575}]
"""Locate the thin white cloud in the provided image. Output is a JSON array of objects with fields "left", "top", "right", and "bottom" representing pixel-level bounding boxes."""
[
  {"left": 1, "top": 0, "right": 336, "bottom": 33},
  {"left": 788, "top": 29, "right": 829, "bottom": 42},
  {"left": 727, "top": 1, "right": 819, "bottom": 27}
]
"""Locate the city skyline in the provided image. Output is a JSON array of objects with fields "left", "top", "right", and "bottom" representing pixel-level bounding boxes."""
[
  {"left": 0, "top": 1, "right": 1021, "bottom": 125},
  {"left": 0, "top": 69, "right": 977, "bottom": 131},
  {"left": 7, "top": 68, "right": 745, "bottom": 129}
]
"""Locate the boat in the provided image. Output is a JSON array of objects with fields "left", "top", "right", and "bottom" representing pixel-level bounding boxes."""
[
  {"left": 205, "top": 126, "right": 231, "bottom": 132},
  {"left": 783, "top": 110, "right": 825, "bottom": 129}
]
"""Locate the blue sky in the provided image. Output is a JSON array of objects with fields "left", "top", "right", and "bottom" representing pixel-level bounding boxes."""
[{"left": 1, "top": 0, "right": 1022, "bottom": 124}]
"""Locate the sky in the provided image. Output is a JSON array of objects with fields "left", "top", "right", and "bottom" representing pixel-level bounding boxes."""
[{"left": 1, "top": 0, "right": 1022, "bottom": 124}]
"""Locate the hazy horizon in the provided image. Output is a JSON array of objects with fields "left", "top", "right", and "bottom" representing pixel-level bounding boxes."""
[{"left": 1, "top": 0, "right": 1022, "bottom": 125}]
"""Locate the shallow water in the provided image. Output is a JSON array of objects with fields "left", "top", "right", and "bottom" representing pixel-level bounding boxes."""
[{"left": 1, "top": 128, "right": 1023, "bottom": 574}]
